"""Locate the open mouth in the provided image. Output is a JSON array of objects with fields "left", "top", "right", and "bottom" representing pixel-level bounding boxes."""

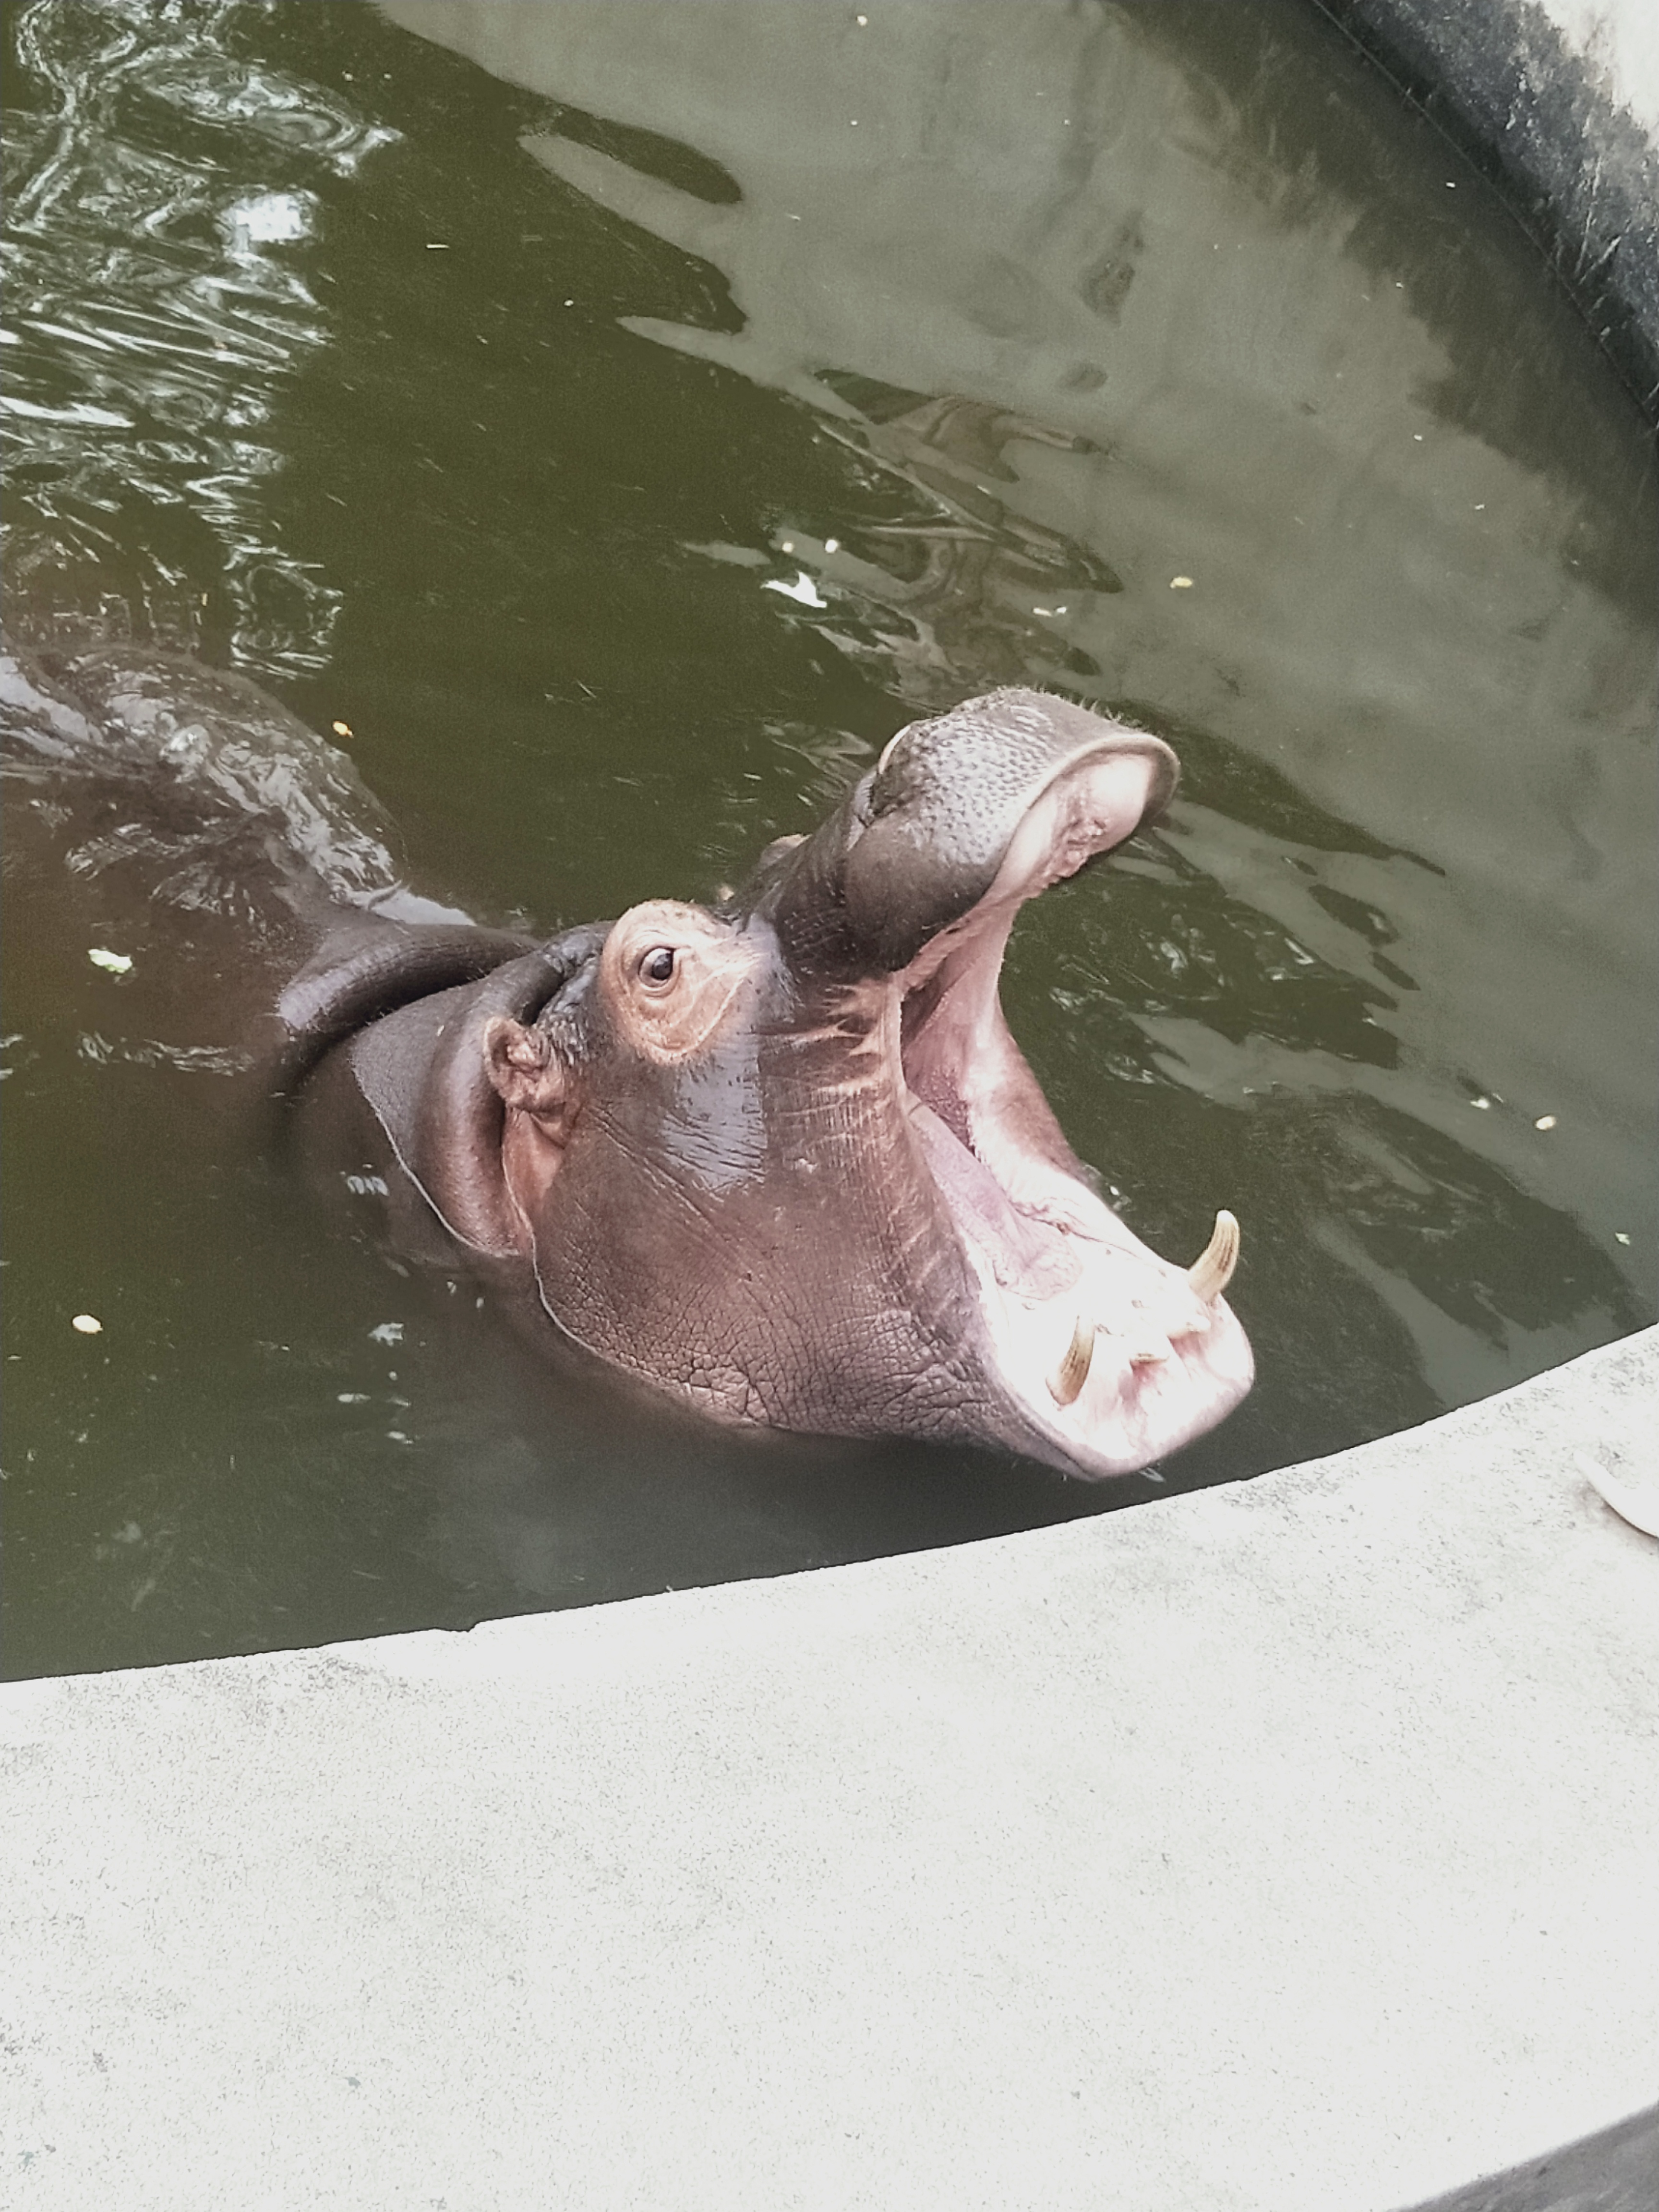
[{"left": 887, "top": 746, "right": 1253, "bottom": 1478}]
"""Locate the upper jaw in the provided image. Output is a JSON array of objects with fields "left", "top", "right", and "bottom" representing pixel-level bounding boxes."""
[{"left": 751, "top": 687, "right": 1179, "bottom": 980}]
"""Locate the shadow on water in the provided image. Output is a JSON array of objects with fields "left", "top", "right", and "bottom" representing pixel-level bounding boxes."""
[{"left": 2, "top": 0, "right": 1652, "bottom": 1675}]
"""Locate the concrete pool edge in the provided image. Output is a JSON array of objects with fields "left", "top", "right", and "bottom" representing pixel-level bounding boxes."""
[{"left": 4, "top": 1324, "right": 1655, "bottom": 2211}]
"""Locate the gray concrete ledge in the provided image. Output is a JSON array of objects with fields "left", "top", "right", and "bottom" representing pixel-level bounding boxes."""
[{"left": 3, "top": 1327, "right": 1656, "bottom": 2211}]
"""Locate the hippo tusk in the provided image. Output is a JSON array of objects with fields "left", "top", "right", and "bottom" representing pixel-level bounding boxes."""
[
  {"left": 1048, "top": 1313, "right": 1095, "bottom": 1406},
  {"left": 1187, "top": 1210, "right": 1240, "bottom": 1303}
]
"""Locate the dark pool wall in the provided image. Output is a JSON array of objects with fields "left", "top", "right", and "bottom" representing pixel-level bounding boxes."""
[{"left": 1314, "top": 0, "right": 1659, "bottom": 416}]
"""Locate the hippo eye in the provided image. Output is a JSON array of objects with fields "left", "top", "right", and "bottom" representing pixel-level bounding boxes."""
[{"left": 638, "top": 946, "right": 677, "bottom": 986}]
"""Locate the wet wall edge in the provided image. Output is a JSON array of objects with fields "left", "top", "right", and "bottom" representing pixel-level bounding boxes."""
[
  {"left": 1310, "top": 0, "right": 1659, "bottom": 418},
  {"left": 1391, "top": 2101, "right": 1659, "bottom": 2212}
]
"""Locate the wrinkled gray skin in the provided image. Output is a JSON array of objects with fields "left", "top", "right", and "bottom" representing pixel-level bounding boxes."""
[
  {"left": 281, "top": 686, "right": 1253, "bottom": 1477},
  {"left": 3, "top": 640, "right": 1250, "bottom": 1477}
]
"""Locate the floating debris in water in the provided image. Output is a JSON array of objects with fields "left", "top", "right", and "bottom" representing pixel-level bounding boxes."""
[
  {"left": 1169, "top": 575, "right": 1193, "bottom": 589},
  {"left": 331, "top": 719, "right": 353, "bottom": 738},
  {"left": 72, "top": 1313, "right": 102, "bottom": 1334},
  {"left": 337, "top": 1392, "right": 370, "bottom": 1404},
  {"left": 1615, "top": 1233, "right": 1631, "bottom": 1246},
  {"left": 87, "top": 948, "right": 132, "bottom": 974},
  {"left": 1534, "top": 1114, "right": 1557, "bottom": 1130},
  {"left": 368, "top": 1322, "right": 404, "bottom": 1345},
  {"left": 1469, "top": 1096, "right": 1491, "bottom": 1110}
]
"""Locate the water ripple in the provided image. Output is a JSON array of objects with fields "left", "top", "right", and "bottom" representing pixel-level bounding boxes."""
[{"left": 2, "top": 0, "right": 397, "bottom": 673}]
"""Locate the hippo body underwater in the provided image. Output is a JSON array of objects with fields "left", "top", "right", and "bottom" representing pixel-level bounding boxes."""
[{"left": 6, "top": 643, "right": 1251, "bottom": 1477}]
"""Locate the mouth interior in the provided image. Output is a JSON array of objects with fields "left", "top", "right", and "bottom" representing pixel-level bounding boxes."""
[{"left": 888, "top": 752, "right": 1240, "bottom": 1474}]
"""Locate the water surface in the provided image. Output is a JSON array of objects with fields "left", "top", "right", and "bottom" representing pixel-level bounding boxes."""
[{"left": 3, "top": 0, "right": 1653, "bottom": 1676}]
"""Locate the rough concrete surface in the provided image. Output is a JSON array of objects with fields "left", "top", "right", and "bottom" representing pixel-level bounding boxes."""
[{"left": 2, "top": 1328, "right": 1655, "bottom": 2212}]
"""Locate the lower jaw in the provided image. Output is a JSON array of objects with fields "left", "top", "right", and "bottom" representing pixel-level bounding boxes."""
[{"left": 915, "top": 1150, "right": 1250, "bottom": 1477}]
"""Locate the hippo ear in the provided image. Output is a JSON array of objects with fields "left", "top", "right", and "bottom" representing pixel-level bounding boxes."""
[{"left": 483, "top": 1017, "right": 570, "bottom": 1135}]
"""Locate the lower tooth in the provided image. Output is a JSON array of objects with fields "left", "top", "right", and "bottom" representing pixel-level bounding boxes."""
[{"left": 1048, "top": 1315, "right": 1094, "bottom": 1406}]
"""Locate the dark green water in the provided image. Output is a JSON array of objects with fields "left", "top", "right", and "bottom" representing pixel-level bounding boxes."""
[{"left": 3, "top": 0, "right": 1653, "bottom": 1678}]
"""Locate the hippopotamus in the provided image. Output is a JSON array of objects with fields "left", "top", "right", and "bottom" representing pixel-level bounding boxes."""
[
  {"left": 4, "top": 636, "right": 1249, "bottom": 1475},
  {"left": 277, "top": 685, "right": 1253, "bottom": 1477}
]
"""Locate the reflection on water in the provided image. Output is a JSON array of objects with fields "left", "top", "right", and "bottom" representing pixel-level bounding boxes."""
[
  {"left": 2, "top": 0, "right": 394, "bottom": 671},
  {"left": 3, "top": 0, "right": 1653, "bottom": 1676}
]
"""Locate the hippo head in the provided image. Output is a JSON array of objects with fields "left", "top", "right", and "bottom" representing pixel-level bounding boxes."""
[{"left": 463, "top": 688, "right": 1252, "bottom": 1478}]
